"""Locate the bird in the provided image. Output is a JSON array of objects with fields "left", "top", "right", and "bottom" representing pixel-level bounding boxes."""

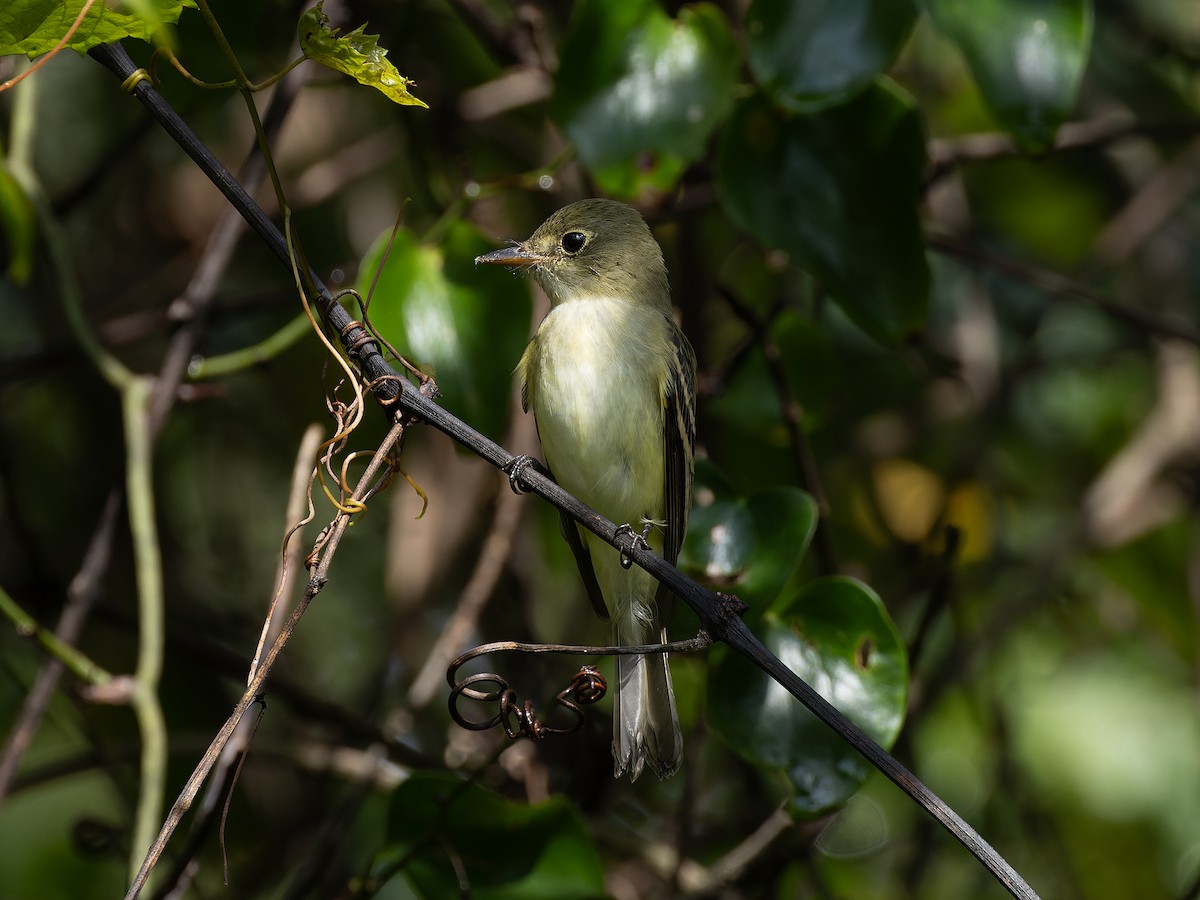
[{"left": 476, "top": 198, "right": 697, "bottom": 780}]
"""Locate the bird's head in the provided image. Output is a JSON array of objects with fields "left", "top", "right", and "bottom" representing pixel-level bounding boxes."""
[{"left": 476, "top": 198, "right": 670, "bottom": 312}]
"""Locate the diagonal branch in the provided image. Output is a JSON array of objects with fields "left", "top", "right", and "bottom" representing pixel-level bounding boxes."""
[{"left": 88, "top": 41, "right": 1041, "bottom": 900}]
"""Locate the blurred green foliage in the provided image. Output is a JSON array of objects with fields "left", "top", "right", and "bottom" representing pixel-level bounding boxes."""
[
  {"left": 554, "top": 0, "right": 738, "bottom": 197},
  {"left": 2, "top": 0, "right": 1200, "bottom": 898},
  {"left": 708, "top": 577, "right": 908, "bottom": 818},
  {"left": 358, "top": 220, "right": 531, "bottom": 440}
]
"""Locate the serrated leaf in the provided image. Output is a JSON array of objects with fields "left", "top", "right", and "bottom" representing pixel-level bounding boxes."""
[
  {"left": 384, "top": 772, "right": 604, "bottom": 899},
  {"left": 708, "top": 577, "right": 908, "bottom": 817},
  {"left": 718, "top": 84, "right": 930, "bottom": 343},
  {"left": 679, "top": 462, "right": 818, "bottom": 616},
  {"left": 0, "top": 0, "right": 194, "bottom": 58},
  {"left": 298, "top": 1, "right": 427, "bottom": 108},
  {"left": 925, "top": 0, "right": 1092, "bottom": 153},
  {"left": 553, "top": 0, "right": 737, "bottom": 198},
  {"left": 359, "top": 221, "right": 530, "bottom": 439},
  {"left": 746, "top": 0, "right": 918, "bottom": 111}
]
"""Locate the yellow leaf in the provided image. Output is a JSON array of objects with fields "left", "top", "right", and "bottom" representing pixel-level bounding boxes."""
[
  {"left": 944, "top": 481, "right": 995, "bottom": 563},
  {"left": 298, "top": 1, "right": 427, "bottom": 108},
  {"left": 872, "top": 458, "right": 944, "bottom": 544}
]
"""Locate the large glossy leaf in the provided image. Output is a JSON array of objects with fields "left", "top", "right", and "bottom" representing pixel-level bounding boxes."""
[
  {"left": 360, "top": 221, "right": 531, "bottom": 440},
  {"left": 718, "top": 85, "right": 930, "bottom": 343},
  {"left": 926, "top": 0, "right": 1093, "bottom": 153},
  {"left": 680, "top": 461, "right": 818, "bottom": 618},
  {"left": 385, "top": 772, "right": 604, "bottom": 898},
  {"left": 746, "top": 0, "right": 918, "bottom": 111},
  {"left": 708, "top": 577, "right": 908, "bottom": 817},
  {"left": 553, "top": 0, "right": 738, "bottom": 198}
]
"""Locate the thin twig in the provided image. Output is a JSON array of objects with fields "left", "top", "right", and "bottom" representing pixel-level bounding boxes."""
[
  {"left": 151, "top": 424, "right": 325, "bottom": 900},
  {"left": 0, "top": 586, "right": 114, "bottom": 685},
  {"left": 926, "top": 116, "right": 1200, "bottom": 186},
  {"left": 700, "top": 294, "right": 789, "bottom": 397},
  {"left": 1090, "top": 134, "right": 1200, "bottom": 267},
  {"left": 905, "top": 527, "right": 961, "bottom": 676},
  {"left": 717, "top": 286, "right": 837, "bottom": 575},
  {"left": 122, "top": 420, "right": 408, "bottom": 900},
  {"left": 0, "top": 494, "right": 121, "bottom": 801},
  {"left": 251, "top": 424, "right": 328, "bottom": 677},
  {"left": 926, "top": 231, "right": 1200, "bottom": 346}
]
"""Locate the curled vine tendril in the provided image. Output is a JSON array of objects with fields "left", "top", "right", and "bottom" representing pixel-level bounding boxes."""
[{"left": 446, "top": 632, "right": 713, "bottom": 743}]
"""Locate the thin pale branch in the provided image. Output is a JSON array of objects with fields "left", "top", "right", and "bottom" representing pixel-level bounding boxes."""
[
  {"left": 121, "top": 377, "right": 168, "bottom": 885},
  {"left": 122, "top": 420, "right": 409, "bottom": 900},
  {"left": 927, "top": 231, "right": 1200, "bottom": 347},
  {"left": 926, "top": 115, "right": 1200, "bottom": 186},
  {"left": 8, "top": 76, "right": 166, "bottom": 884},
  {"left": 152, "top": 423, "right": 326, "bottom": 900},
  {"left": 0, "top": 494, "right": 121, "bottom": 800}
]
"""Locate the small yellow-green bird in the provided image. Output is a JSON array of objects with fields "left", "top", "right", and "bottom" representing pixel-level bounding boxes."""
[{"left": 476, "top": 199, "right": 696, "bottom": 780}]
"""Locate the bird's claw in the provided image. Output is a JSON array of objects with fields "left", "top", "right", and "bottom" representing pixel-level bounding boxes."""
[
  {"left": 504, "top": 455, "right": 537, "bottom": 494},
  {"left": 616, "top": 522, "right": 654, "bottom": 569}
]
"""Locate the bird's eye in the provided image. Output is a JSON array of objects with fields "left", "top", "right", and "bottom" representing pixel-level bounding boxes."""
[{"left": 561, "top": 231, "right": 587, "bottom": 255}]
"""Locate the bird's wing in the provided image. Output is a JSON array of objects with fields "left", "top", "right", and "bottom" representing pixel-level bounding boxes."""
[
  {"left": 559, "top": 511, "right": 610, "bottom": 621},
  {"left": 663, "top": 324, "right": 697, "bottom": 570}
]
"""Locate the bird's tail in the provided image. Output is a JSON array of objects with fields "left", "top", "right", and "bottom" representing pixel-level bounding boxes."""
[{"left": 612, "top": 608, "right": 682, "bottom": 781}]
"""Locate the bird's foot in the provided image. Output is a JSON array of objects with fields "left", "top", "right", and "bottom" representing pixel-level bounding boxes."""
[
  {"left": 503, "top": 455, "right": 546, "bottom": 495},
  {"left": 616, "top": 522, "right": 655, "bottom": 569}
]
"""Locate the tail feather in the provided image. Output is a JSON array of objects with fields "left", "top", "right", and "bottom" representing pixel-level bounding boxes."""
[{"left": 612, "top": 618, "right": 682, "bottom": 781}]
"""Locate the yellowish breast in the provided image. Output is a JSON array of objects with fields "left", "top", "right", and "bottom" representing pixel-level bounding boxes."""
[{"left": 519, "top": 298, "right": 668, "bottom": 527}]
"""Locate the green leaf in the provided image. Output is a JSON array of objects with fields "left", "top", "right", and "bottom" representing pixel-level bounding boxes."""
[
  {"left": 384, "top": 772, "right": 605, "bottom": 899},
  {"left": 961, "top": 154, "right": 1109, "bottom": 266},
  {"left": 707, "top": 309, "right": 836, "bottom": 440},
  {"left": 553, "top": 0, "right": 738, "bottom": 198},
  {"left": 359, "top": 221, "right": 531, "bottom": 440},
  {"left": 746, "top": 0, "right": 918, "bottom": 111},
  {"left": 708, "top": 577, "right": 908, "bottom": 817},
  {"left": 679, "top": 462, "right": 818, "bottom": 616},
  {"left": 925, "top": 0, "right": 1093, "bottom": 153},
  {"left": 717, "top": 84, "right": 930, "bottom": 343},
  {"left": 1090, "top": 520, "right": 1194, "bottom": 660},
  {"left": 0, "top": 0, "right": 194, "bottom": 57},
  {"left": 298, "top": 1, "right": 427, "bottom": 108},
  {"left": 0, "top": 166, "right": 35, "bottom": 285}
]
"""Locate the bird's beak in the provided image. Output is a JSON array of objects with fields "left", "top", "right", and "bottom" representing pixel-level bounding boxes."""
[{"left": 475, "top": 244, "right": 546, "bottom": 267}]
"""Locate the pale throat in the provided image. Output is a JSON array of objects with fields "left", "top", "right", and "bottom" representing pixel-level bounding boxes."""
[{"left": 521, "top": 295, "right": 668, "bottom": 532}]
